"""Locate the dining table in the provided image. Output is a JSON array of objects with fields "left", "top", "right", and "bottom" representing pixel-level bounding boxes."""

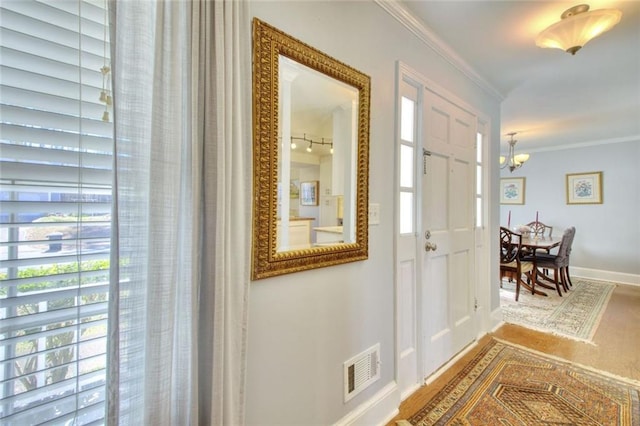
[
  {"left": 521, "top": 235, "right": 562, "bottom": 252},
  {"left": 520, "top": 235, "right": 562, "bottom": 295}
]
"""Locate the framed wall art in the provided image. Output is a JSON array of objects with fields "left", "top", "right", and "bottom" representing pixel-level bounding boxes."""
[
  {"left": 500, "top": 177, "right": 526, "bottom": 205},
  {"left": 566, "top": 171, "right": 603, "bottom": 204}
]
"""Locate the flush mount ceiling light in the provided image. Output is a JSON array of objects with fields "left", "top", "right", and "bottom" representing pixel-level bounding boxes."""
[
  {"left": 500, "top": 132, "right": 529, "bottom": 173},
  {"left": 536, "top": 4, "right": 622, "bottom": 55}
]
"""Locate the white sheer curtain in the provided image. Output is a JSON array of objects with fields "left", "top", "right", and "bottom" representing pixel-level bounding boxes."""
[{"left": 106, "top": 1, "right": 250, "bottom": 424}]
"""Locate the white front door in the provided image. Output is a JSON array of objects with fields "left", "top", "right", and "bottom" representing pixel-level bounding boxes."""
[{"left": 421, "top": 89, "right": 476, "bottom": 377}]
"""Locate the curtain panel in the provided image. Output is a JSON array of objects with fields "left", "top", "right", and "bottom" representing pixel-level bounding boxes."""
[{"left": 107, "top": 1, "right": 250, "bottom": 424}]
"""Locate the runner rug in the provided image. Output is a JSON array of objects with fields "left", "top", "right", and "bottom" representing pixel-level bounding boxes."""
[
  {"left": 500, "top": 278, "right": 615, "bottom": 343},
  {"left": 398, "top": 339, "right": 640, "bottom": 426}
]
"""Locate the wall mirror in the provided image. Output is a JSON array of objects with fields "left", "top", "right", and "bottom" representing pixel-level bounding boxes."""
[{"left": 251, "top": 18, "right": 370, "bottom": 280}]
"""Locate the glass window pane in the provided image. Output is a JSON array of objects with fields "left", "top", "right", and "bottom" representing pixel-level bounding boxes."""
[
  {"left": 400, "top": 192, "right": 414, "bottom": 234},
  {"left": 476, "top": 198, "right": 482, "bottom": 228},
  {"left": 476, "top": 165, "right": 482, "bottom": 196},
  {"left": 476, "top": 132, "right": 482, "bottom": 163},
  {"left": 400, "top": 97, "right": 415, "bottom": 142},
  {"left": 400, "top": 145, "right": 414, "bottom": 188},
  {"left": 0, "top": 2, "right": 111, "bottom": 423}
]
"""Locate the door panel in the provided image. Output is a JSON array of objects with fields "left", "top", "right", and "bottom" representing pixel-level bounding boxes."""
[
  {"left": 452, "top": 158, "right": 470, "bottom": 228},
  {"left": 423, "top": 253, "right": 449, "bottom": 333},
  {"left": 398, "top": 258, "right": 417, "bottom": 395},
  {"left": 452, "top": 250, "right": 471, "bottom": 322},
  {"left": 426, "top": 153, "right": 449, "bottom": 230},
  {"left": 399, "top": 260, "right": 416, "bottom": 351}
]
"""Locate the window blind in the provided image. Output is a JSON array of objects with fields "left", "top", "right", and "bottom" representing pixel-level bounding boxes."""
[{"left": 1, "top": 1, "right": 112, "bottom": 424}]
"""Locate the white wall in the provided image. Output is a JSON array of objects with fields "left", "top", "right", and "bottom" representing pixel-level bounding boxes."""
[
  {"left": 246, "top": 2, "right": 501, "bottom": 425},
  {"left": 500, "top": 139, "right": 640, "bottom": 284}
]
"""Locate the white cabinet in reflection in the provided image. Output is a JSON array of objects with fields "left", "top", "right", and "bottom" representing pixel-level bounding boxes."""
[
  {"left": 314, "top": 226, "right": 344, "bottom": 245},
  {"left": 277, "top": 218, "right": 312, "bottom": 250}
]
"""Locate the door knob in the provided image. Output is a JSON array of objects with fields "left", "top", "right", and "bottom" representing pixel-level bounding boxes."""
[{"left": 425, "top": 242, "right": 438, "bottom": 252}]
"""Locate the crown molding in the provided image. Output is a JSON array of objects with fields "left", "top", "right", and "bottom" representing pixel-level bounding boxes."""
[
  {"left": 525, "top": 134, "right": 640, "bottom": 153},
  {"left": 375, "top": 0, "right": 505, "bottom": 101}
]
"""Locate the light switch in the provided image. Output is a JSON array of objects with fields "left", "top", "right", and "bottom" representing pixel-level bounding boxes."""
[{"left": 369, "top": 203, "right": 380, "bottom": 225}]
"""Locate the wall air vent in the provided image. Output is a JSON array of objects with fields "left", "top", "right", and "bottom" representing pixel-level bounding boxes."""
[{"left": 343, "top": 343, "right": 380, "bottom": 402}]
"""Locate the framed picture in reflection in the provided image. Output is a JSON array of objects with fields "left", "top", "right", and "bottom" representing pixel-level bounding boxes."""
[
  {"left": 289, "top": 179, "right": 300, "bottom": 199},
  {"left": 300, "top": 181, "right": 319, "bottom": 206}
]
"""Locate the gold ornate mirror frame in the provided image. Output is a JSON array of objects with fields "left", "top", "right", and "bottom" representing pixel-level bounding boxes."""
[{"left": 251, "top": 18, "right": 370, "bottom": 280}]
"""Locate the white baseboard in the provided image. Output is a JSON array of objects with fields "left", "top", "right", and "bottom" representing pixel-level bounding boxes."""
[
  {"left": 332, "top": 381, "right": 399, "bottom": 426},
  {"left": 424, "top": 337, "right": 484, "bottom": 386},
  {"left": 400, "top": 382, "right": 421, "bottom": 402},
  {"left": 490, "top": 306, "right": 503, "bottom": 331},
  {"left": 571, "top": 267, "right": 640, "bottom": 287}
]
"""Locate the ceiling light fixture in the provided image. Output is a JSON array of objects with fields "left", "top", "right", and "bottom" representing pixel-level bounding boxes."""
[
  {"left": 500, "top": 132, "right": 529, "bottom": 173},
  {"left": 536, "top": 4, "right": 622, "bottom": 55},
  {"left": 290, "top": 135, "right": 333, "bottom": 154}
]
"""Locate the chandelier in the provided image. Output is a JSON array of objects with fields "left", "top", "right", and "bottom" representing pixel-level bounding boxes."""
[
  {"left": 500, "top": 132, "right": 529, "bottom": 173},
  {"left": 536, "top": 4, "right": 622, "bottom": 55}
]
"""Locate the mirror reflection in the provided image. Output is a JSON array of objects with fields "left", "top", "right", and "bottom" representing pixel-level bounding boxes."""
[
  {"left": 251, "top": 18, "right": 370, "bottom": 280},
  {"left": 277, "top": 56, "right": 358, "bottom": 252}
]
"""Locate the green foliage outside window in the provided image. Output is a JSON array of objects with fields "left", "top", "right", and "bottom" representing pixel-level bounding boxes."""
[{"left": 2, "top": 260, "right": 110, "bottom": 392}]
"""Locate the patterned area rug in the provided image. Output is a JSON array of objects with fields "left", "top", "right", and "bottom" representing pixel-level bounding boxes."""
[
  {"left": 400, "top": 339, "right": 640, "bottom": 426},
  {"left": 500, "top": 278, "right": 615, "bottom": 343}
]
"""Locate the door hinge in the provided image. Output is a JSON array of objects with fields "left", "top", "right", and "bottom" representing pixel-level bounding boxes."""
[{"left": 474, "top": 298, "right": 478, "bottom": 311}]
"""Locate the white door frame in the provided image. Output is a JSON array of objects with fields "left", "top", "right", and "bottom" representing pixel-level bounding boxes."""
[{"left": 394, "top": 62, "right": 492, "bottom": 398}]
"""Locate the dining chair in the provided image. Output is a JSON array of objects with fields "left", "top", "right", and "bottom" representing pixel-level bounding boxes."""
[
  {"left": 500, "top": 227, "right": 536, "bottom": 302},
  {"left": 525, "top": 221, "right": 554, "bottom": 257},
  {"left": 527, "top": 221, "right": 553, "bottom": 238},
  {"left": 564, "top": 228, "right": 576, "bottom": 289},
  {"left": 524, "top": 227, "right": 576, "bottom": 296}
]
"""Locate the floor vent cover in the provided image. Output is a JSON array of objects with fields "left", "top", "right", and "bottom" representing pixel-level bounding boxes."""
[{"left": 344, "top": 343, "right": 380, "bottom": 402}]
